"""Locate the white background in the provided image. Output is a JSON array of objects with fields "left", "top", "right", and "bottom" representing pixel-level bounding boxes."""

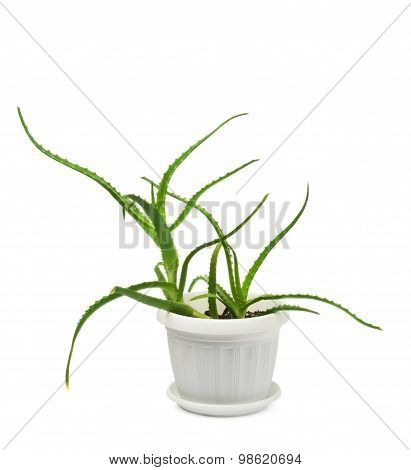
[{"left": 1, "top": 1, "right": 410, "bottom": 468}]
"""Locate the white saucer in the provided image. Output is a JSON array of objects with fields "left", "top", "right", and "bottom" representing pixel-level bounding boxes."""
[{"left": 166, "top": 381, "right": 281, "bottom": 417}]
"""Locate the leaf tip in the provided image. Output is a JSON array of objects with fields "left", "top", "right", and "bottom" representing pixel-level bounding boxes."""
[
  {"left": 17, "top": 106, "right": 24, "bottom": 122},
  {"left": 65, "top": 371, "right": 70, "bottom": 390},
  {"left": 229, "top": 112, "right": 249, "bottom": 120}
]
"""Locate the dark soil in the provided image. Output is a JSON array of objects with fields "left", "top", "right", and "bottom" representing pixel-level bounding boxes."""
[{"left": 204, "top": 308, "right": 258, "bottom": 319}]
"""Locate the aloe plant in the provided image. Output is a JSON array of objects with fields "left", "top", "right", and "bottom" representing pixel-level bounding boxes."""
[{"left": 19, "top": 108, "right": 381, "bottom": 388}]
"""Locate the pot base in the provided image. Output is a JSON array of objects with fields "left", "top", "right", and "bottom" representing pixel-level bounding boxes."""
[{"left": 166, "top": 381, "right": 281, "bottom": 417}]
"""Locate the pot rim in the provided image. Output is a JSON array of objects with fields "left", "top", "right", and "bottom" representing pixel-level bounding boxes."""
[{"left": 157, "top": 292, "right": 288, "bottom": 335}]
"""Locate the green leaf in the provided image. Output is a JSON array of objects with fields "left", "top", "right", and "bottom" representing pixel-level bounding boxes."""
[
  {"left": 156, "top": 113, "right": 248, "bottom": 220},
  {"left": 169, "top": 159, "right": 258, "bottom": 230},
  {"left": 252, "top": 304, "right": 320, "bottom": 316},
  {"left": 208, "top": 244, "right": 223, "bottom": 318},
  {"left": 188, "top": 275, "right": 237, "bottom": 312},
  {"left": 154, "top": 262, "right": 167, "bottom": 281},
  {"left": 112, "top": 286, "right": 208, "bottom": 319},
  {"left": 244, "top": 294, "right": 381, "bottom": 330},
  {"left": 18, "top": 108, "right": 159, "bottom": 244},
  {"left": 150, "top": 181, "right": 156, "bottom": 205},
  {"left": 125, "top": 195, "right": 179, "bottom": 285},
  {"left": 188, "top": 275, "right": 208, "bottom": 292},
  {"left": 65, "top": 281, "right": 179, "bottom": 389},
  {"left": 154, "top": 262, "right": 173, "bottom": 300},
  {"left": 242, "top": 185, "right": 309, "bottom": 299},
  {"left": 228, "top": 246, "right": 244, "bottom": 307}
]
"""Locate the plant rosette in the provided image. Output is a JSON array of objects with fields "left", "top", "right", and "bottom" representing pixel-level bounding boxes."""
[{"left": 157, "top": 293, "right": 287, "bottom": 416}]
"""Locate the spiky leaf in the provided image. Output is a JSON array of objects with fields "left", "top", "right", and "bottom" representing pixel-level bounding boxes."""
[
  {"left": 208, "top": 244, "right": 222, "bottom": 318},
  {"left": 112, "top": 286, "right": 208, "bottom": 319},
  {"left": 252, "top": 304, "right": 320, "bottom": 316},
  {"left": 228, "top": 246, "right": 244, "bottom": 307},
  {"left": 125, "top": 195, "right": 179, "bottom": 284},
  {"left": 154, "top": 262, "right": 173, "bottom": 300},
  {"left": 18, "top": 108, "right": 159, "bottom": 244},
  {"left": 242, "top": 185, "right": 309, "bottom": 299},
  {"left": 244, "top": 293, "right": 381, "bottom": 329},
  {"left": 156, "top": 113, "right": 248, "bottom": 220},
  {"left": 169, "top": 159, "right": 258, "bottom": 230},
  {"left": 65, "top": 281, "right": 178, "bottom": 388}
]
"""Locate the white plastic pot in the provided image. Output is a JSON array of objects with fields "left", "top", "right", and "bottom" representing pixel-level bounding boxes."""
[{"left": 157, "top": 294, "right": 288, "bottom": 416}]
